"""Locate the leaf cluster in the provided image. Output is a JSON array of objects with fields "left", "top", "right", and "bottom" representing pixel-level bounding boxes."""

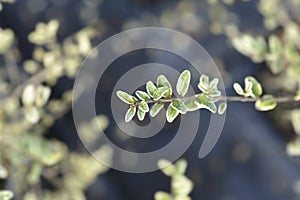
[
  {"left": 117, "top": 70, "right": 227, "bottom": 123},
  {"left": 154, "top": 159, "right": 193, "bottom": 200}
]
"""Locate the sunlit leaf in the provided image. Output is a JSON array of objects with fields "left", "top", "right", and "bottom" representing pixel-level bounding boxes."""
[
  {"left": 209, "top": 78, "right": 219, "bottom": 90},
  {"left": 28, "top": 20, "right": 59, "bottom": 45},
  {"left": 244, "top": 79, "right": 253, "bottom": 94},
  {"left": 158, "top": 159, "right": 176, "bottom": 176},
  {"left": 35, "top": 85, "right": 51, "bottom": 107},
  {"left": 176, "top": 70, "right": 191, "bottom": 96},
  {"left": 172, "top": 175, "right": 193, "bottom": 196},
  {"left": 125, "top": 106, "right": 136, "bottom": 122},
  {"left": 150, "top": 103, "right": 164, "bottom": 117},
  {"left": 137, "top": 108, "right": 146, "bottom": 121},
  {"left": 245, "top": 76, "right": 263, "bottom": 97},
  {"left": 146, "top": 81, "right": 157, "bottom": 98},
  {"left": 175, "top": 159, "right": 187, "bottom": 175},
  {"left": 210, "top": 90, "right": 222, "bottom": 97},
  {"left": 196, "top": 94, "right": 217, "bottom": 113},
  {"left": 171, "top": 99, "right": 187, "bottom": 114},
  {"left": 153, "top": 87, "right": 169, "bottom": 100},
  {"left": 233, "top": 83, "right": 244, "bottom": 96},
  {"left": 116, "top": 90, "right": 136, "bottom": 104},
  {"left": 166, "top": 104, "right": 179, "bottom": 123},
  {"left": 22, "top": 84, "right": 36, "bottom": 106},
  {"left": 135, "top": 90, "right": 151, "bottom": 101},
  {"left": 139, "top": 101, "right": 149, "bottom": 112},
  {"left": 154, "top": 191, "right": 172, "bottom": 200},
  {"left": 218, "top": 102, "right": 227, "bottom": 115},
  {"left": 183, "top": 99, "right": 200, "bottom": 111},
  {"left": 198, "top": 75, "right": 209, "bottom": 93},
  {"left": 255, "top": 95, "right": 277, "bottom": 111},
  {"left": 157, "top": 75, "right": 172, "bottom": 98},
  {"left": 24, "top": 106, "right": 40, "bottom": 124}
]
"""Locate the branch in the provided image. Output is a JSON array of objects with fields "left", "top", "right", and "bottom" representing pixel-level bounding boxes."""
[{"left": 130, "top": 94, "right": 300, "bottom": 107}]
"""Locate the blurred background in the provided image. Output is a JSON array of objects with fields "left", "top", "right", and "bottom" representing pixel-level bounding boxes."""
[{"left": 1, "top": 0, "right": 300, "bottom": 200}]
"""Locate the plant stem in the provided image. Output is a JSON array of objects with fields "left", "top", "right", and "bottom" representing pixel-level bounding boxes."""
[{"left": 130, "top": 94, "right": 300, "bottom": 107}]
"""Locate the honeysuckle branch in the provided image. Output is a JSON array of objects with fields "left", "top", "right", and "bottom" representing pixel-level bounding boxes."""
[
  {"left": 117, "top": 69, "right": 300, "bottom": 123},
  {"left": 130, "top": 94, "right": 300, "bottom": 107}
]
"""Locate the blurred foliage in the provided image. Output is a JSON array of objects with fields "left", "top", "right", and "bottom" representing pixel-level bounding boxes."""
[
  {"left": 155, "top": 159, "right": 193, "bottom": 200},
  {"left": 0, "top": 1, "right": 111, "bottom": 200},
  {"left": 208, "top": 0, "right": 300, "bottom": 155}
]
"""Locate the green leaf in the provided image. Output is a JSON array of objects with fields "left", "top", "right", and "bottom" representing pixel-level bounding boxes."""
[
  {"left": 146, "top": 81, "right": 157, "bottom": 97},
  {"left": 209, "top": 78, "right": 219, "bottom": 90},
  {"left": 139, "top": 101, "right": 149, "bottom": 112},
  {"left": 210, "top": 90, "right": 222, "bottom": 97},
  {"left": 183, "top": 99, "right": 200, "bottom": 111},
  {"left": 198, "top": 74, "right": 209, "bottom": 93},
  {"left": 196, "top": 94, "right": 217, "bottom": 113},
  {"left": 255, "top": 95, "right": 277, "bottom": 111},
  {"left": 158, "top": 159, "right": 177, "bottom": 176},
  {"left": 0, "top": 190, "right": 13, "bottom": 200},
  {"left": 133, "top": 96, "right": 139, "bottom": 102},
  {"left": 245, "top": 76, "right": 263, "bottom": 97},
  {"left": 150, "top": 103, "right": 164, "bottom": 117},
  {"left": 153, "top": 87, "right": 169, "bottom": 100},
  {"left": 125, "top": 106, "right": 136, "bottom": 122},
  {"left": 176, "top": 70, "right": 191, "bottom": 96},
  {"left": 116, "top": 90, "right": 136, "bottom": 104},
  {"left": 22, "top": 84, "right": 36, "bottom": 106},
  {"left": 157, "top": 75, "right": 172, "bottom": 98},
  {"left": 175, "top": 159, "right": 187, "bottom": 175},
  {"left": 166, "top": 104, "right": 179, "bottom": 123},
  {"left": 233, "top": 83, "right": 244, "bottom": 96},
  {"left": 135, "top": 90, "right": 151, "bottom": 101},
  {"left": 218, "top": 102, "right": 227, "bottom": 115},
  {"left": 35, "top": 85, "right": 51, "bottom": 107},
  {"left": 24, "top": 106, "right": 40, "bottom": 124},
  {"left": 244, "top": 79, "right": 253, "bottom": 94},
  {"left": 137, "top": 108, "right": 146, "bottom": 121},
  {"left": 154, "top": 191, "right": 172, "bottom": 200},
  {"left": 172, "top": 175, "right": 193, "bottom": 196},
  {"left": 171, "top": 99, "right": 187, "bottom": 114}
]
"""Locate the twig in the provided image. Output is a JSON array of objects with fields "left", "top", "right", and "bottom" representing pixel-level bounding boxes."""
[{"left": 130, "top": 94, "right": 300, "bottom": 107}]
